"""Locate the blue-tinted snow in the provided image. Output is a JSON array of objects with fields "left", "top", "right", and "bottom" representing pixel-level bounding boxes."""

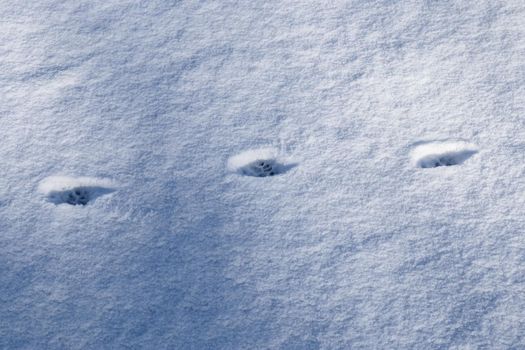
[{"left": 2, "top": 1, "right": 525, "bottom": 349}]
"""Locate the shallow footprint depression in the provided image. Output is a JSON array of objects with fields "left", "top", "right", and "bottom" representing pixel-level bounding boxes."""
[
  {"left": 38, "top": 176, "right": 116, "bottom": 205},
  {"left": 411, "top": 141, "right": 478, "bottom": 169},
  {"left": 228, "top": 148, "right": 291, "bottom": 177}
]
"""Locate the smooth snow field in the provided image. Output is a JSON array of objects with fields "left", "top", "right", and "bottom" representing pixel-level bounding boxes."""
[{"left": 2, "top": 1, "right": 525, "bottom": 349}]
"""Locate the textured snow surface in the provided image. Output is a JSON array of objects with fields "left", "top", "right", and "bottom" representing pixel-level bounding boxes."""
[{"left": 2, "top": 1, "right": 525, "bottom": 349}]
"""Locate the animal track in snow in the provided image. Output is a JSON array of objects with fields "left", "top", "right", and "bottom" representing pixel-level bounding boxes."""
[
  {"left": 410, "top": 141, "right": 478, "bottom": 168},
  {"left": 228, "top": 148, "right": 294, "bottom": 177},
  {"left": 38, "top": 176, "right": 116, "bottom": 205}
]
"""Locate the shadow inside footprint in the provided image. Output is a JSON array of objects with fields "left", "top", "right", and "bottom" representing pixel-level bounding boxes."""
[
  {"left": 418, "top": 150, "right": 478, "bottom": 168},
  {"left": 241, "top": 160, "right": 297, "bottom": 177},
  {"left": 228, "top": 148, "right": 297, "bottom": 178},
  {"left": 39, "top": 176, "right": 116, "bottom": 206},
  {"left": 48, "top": 186, "right": 115, "bottom": 206},
  {"left": 411, "top": 141, "right": 478, "bottom": 169}
]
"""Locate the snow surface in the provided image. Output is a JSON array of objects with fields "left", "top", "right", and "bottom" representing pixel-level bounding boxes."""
[{"left": 2, "top": 1, "right": 525, "bottom": 349}]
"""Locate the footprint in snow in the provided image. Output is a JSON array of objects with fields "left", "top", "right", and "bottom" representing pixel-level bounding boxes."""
[
  {"left": 410, "top": 141, "right": 478, "bottom": 168},
  {"left": 227, "top": 148, "right": 295, "bottom": 177},
  {"left": 38, "top": 176, "right": 116, "bottom": 205}
]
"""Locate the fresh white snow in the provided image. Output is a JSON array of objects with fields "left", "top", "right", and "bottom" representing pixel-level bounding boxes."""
[{"left": 2, "top": 1, "right": 525, "bottom": 349}]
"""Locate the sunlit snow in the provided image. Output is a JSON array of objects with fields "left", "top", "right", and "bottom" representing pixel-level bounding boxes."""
[{"left": 2, "top": 1, "right": 525, "bottom": 349}]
